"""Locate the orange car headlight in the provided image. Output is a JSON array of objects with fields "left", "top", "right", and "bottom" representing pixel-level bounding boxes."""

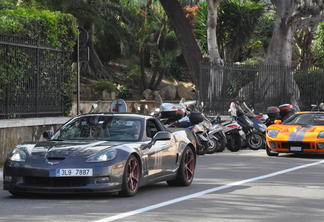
[
  {"left": 267, "top": 130, "right": 279, "bottom": 138},
  {"left": 318, "top": 131, "right": 324, "bottom": 138}
]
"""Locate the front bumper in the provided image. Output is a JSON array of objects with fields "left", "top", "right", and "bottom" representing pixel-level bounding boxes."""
[
  {"left": 267, "top": 139, "right": 324, "bottom": 153},
  {"left": 3, "top": 162, "right": 124, "bottom": 194}
]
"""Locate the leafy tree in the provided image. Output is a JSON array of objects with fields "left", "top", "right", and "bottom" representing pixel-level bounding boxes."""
[
  {"left": 315, "top": 22, "right": 324, "bottom": 68},
  {"left": 30, "top": 0, "right": 133, "bottom": 81}
]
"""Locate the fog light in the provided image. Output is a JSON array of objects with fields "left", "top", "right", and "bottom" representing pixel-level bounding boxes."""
[
  {"left": 269, "top": 142, "right": 276, "bottom": 149},
  {"left": 317, "top": 143, "right": 324, "bottom": 149},
  {"left": 5, "top": 176, "right": 12, "bottom": 182},
  {"left": 95, "top": 177, "right": 110, "bottom": 183}
]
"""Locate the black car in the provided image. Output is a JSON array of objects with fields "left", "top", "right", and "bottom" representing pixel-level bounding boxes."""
[{"left": 3, "top": 113, "right": 197, "bottom": 197}]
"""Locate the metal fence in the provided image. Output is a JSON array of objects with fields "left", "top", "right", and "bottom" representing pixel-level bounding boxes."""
[
  {"left": 0, "top": 35, "right": 64, "bottom": 119},
  {"left": 199, "top": 60, "right": 324, "bottom": 115}
]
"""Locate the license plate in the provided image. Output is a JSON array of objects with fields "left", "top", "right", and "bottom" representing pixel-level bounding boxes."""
[
  {"left": 290, "top": 146, "right": 302, "bottom": 151},
  {"left": 56, "top": 168, "right": 93, "bottom": 177}
]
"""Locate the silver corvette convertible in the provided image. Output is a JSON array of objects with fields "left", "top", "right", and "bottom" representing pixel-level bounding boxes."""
[{"left": 3, "top": 113, "right": 197, "bottom": 197}]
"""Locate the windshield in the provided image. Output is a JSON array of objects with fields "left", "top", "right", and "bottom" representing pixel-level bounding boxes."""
[
  {"left": 51, "top": 115, "right": 144, "bottom": 141},
  {"left": 241, "top": 102, "right": 257, "bottom": 118},
  {"left": 283, "top": 113, "right": 324, "bottom": 125}
]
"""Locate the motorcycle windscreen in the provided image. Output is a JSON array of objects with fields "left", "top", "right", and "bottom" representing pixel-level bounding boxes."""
[
  {"left": 241, "top": 102, "right": 257, "bottom": 118},
  {"left": 230, "top": 102, "right": 237, "bottom": 116}
]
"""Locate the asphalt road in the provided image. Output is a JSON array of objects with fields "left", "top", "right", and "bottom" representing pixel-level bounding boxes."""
[{"left": 1, "top": 149, "right": 324, "bottom": 222}]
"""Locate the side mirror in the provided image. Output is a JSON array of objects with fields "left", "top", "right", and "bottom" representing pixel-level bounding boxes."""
[
  {"left": 274, "top": 120, "right": 282, "bottom": 124},
  {"left": 149, "top": 131, "right": 171, "bottom": 145},
  {"left": 43, "top": 130, "right": 53, "bottom": 140}
]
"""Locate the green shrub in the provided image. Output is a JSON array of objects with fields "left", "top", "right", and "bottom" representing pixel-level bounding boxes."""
[
  {"left": 119, "top": 85, "right": 132, "bottom": 99},
  {"left": 0, "top": 4, "right": 77, "bottom": 116},
  {"left": 88, "top": 79, "right": 116, "bottom": 94}
]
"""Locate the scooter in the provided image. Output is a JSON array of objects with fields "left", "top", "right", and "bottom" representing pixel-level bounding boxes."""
[
  {"left": 211, "top": 113, "right": 244, "bottom": 152},
  {"left": 240, "top": 102, "right": 267, "bottom": 149},
  {"left": 230, "top": 102, "right": 265, "bottom": 150},
  {"left": 157, "top": 100, "right": 210, "bottom": 155},
  {"left": 204, "top": 116, "right": 227, "bottom": 153}
]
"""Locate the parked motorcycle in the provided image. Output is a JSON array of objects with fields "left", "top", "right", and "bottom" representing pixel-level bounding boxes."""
[
  {"left": 157, "top": 100, "right": 210, "bottom": 155},
  {"left": 212, "top": 113, "right": 244, "bottom": 152},
  {"left": 240, "top": 102, "right": 267, "bottom": 149},
  {"left": 204, "top": 115, "right": 227, "bottom": 153},
  {"left": 230, "top": 101, "right": 265, "bottom": 150},
  {"left": 176, "top": 99, "right": 225, "bottom": 154}
]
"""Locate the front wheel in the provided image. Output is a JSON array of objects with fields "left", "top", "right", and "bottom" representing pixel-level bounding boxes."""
[
  {"left": 266, "top": 145, "right": 279, "bottom": 156},
  {"left": 207, "top": 138, "right": 219, "bottom": 154},
  {"left": 119, "top": 155, "right": 140, "bottom": 197},
  {"left": 167, "top": 147, "right": 195, "bottom": 186},
  {"left": 246, "top": 132, "right": 264, "bottom": 150},
  {"left": 214, "top": 134, "right": 226, "bottom": 152}
]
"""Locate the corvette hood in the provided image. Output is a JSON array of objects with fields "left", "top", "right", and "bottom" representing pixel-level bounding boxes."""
[{"left": 25, "top": 140, "right": 134, "bottom": 159}]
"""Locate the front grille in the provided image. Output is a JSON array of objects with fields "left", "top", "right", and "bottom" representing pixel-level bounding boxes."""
[
  {"left": 280, "top": 142, "right": 311, "bottom": 149},
  {"left": 24, "top": 177, "right": 89, "bottom": 187}
]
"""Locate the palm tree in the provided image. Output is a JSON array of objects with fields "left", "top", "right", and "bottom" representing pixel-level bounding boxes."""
[
  {"left": 27, "top": 0, "right": 133, "bottom": 81},
  {"left": 195, "top": 0, "right": 265, "bottom": 62}
]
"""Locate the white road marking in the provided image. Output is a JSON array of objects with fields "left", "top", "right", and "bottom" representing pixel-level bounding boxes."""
[{"left": 92, "top": 160, "right": 324, "bottom": 222}]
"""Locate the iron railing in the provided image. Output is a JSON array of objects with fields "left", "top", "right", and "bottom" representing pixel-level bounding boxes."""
[
  {"left": 199, "top": 60, "right": 324, "bottom": 115},
  {"left": 0, "top": 35, "right": 64, "bottom": 119}
]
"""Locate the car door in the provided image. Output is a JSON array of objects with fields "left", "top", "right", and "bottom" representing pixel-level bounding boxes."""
[{"left": 144, "top": 119, "right": 178, "bottom": 178}]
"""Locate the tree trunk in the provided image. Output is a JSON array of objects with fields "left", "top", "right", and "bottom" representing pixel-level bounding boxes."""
[
  {"left": 206, "top": 0, "right": 224, "bottom": 103},
  {"left": 83, "top": 22, "right": 113, "bottom": 81},
  {"left": 159, "top": 0, "right": 202, "bottom": 89},
  {"left": 295, "top": 27, "right": 317, "bottom": 68},
  {"left": 240, "top": 1, "right": 300, "bottom": 101}
]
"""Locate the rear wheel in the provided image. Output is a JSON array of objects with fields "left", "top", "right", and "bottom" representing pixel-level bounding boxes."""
[
  {"left": 119, "top": 155, "right": 140, "bottom": 197},
  {"left": 227, "top": 132, "right": 242, "bottom": 152},
  {"left": 167, "top": 147, "right": 195, "bottom": 186}
]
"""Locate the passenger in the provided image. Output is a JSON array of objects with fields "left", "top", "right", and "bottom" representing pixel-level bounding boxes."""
[
  {"left": 90, "top": 126, "right": 103, "bottom": 138},
  {"left": 133, "top": 121, "right": 141, "bottom": 139}
]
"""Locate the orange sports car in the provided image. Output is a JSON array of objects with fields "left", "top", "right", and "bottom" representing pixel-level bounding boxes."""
[{"left": 266, "top": 111, "right": 324, "bottom": 156}]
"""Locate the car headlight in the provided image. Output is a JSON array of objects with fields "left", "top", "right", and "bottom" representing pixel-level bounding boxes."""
[
  {"left": 86, "top": 149, "right": 117, "bottom": 162},
  {"left": 318, "top": 131, "right": 324, "bottom": 138},
  {"left": 267, "top": 129, "right": 280, "bottom": 138},
  {"left": 8, "top": 148, "right": 27, "bottom": 162}
]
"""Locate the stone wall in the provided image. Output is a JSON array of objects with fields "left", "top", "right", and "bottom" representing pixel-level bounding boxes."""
[{"left": 0, "top": 117, "right": 71, "bottom": 166}]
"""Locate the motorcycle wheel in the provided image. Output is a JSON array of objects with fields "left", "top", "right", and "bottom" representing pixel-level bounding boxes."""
[
  {"left": 215, "top": 135, "right": 226, "bottom": 152},
  {"left": 246, "top": 132, "right": 264, "bottom": 150},
  {"left": 207, "top": 138, "right": 218, "bottom": 154},
  {"left": 266, "top": 145, "right": 279, "bottom": 156},
  {"left": 227, "top": 133, "right": 242, "bottom": 152}
]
